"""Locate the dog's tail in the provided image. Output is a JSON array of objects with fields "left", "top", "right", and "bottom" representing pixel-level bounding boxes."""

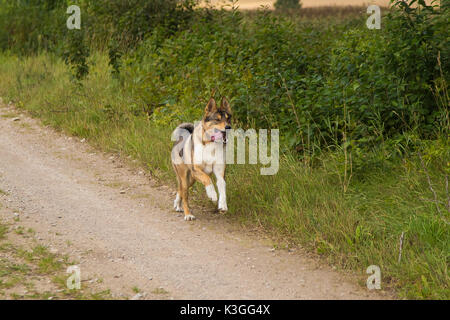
[
  {"left": 171, "top": 123, "right": 194, "bottom": 143},
  {"left": 177, "top": 123, "right": 194, "bottom": 134}
]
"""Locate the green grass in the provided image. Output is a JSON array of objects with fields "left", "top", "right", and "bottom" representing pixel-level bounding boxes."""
[
  {"left": 132, "top": 286, "right": 140, "bottom": 294},
  {"left": 0, "top": 52, "right": 448, "bottom": 299},
  {"left": 0, "top": 225, "right": 8, "bottom": 240},
  {"left": 16, "top": 245, "right": 64, "bottom": 275}
]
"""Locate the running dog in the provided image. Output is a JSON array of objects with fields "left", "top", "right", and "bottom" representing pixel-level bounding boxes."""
[{"left": 171, "top": 97, "right": 232, "bottom": 221}]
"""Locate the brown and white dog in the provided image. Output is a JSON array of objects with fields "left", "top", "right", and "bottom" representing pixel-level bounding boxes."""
[{"left": 171, "top": 97, "right": 232, "bottom": 221}]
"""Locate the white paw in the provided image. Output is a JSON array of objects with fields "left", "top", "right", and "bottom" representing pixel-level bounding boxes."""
[
  {"left": 184, "top": 214, "right": 196, "bottom": 221},
  {"left": 218, "top": 199, "right": 228, "bottom": 212},
  {"left": 205, "top": 185, "right": 218, "bottom": 202}
]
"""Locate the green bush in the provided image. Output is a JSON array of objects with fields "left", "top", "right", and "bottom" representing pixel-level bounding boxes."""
[
  {"left": 63, "top": 30, "right": 90, "bottom": 81},
  {"left": 383, "top": 0, "right": 449, "bottom": 135},
  {"left": 121, "top": 10, "right": 311, "bottom": 139},
  {"left": 119, "top": 1, "right": 447, "bottom": 157},
  {"left": 84, "top": 0, "right": 198, "bottom": 50},
  {"left": 0, "top": 0, "right": 67, "bottom": 54},
  {"left": 1, "top": 0, "right": 445, "bottom": 151},
  {"left": 0, "top": 0, "right": 198, "bottom": 74}
]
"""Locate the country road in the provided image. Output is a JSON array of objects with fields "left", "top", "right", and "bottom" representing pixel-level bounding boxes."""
[{"left": 0, "top": 104, "right": 391, "bottom": 299}]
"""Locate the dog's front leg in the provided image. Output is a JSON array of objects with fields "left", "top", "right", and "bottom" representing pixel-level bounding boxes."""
[
  {"left": 192, "top": 166, "right": 218, "bottom": 202},
  {"left": 214, "top": 165, "right": 227, "bottom": 212}
]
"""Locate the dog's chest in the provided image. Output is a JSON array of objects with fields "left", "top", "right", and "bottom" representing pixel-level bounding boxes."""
[{"left": 194, "top": 143, "right": 224, "bottom": 172}]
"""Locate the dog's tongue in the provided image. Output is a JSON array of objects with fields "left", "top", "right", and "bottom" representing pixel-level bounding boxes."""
[{"left": 211, "top": 131, "right": 223, "bottom": 142}]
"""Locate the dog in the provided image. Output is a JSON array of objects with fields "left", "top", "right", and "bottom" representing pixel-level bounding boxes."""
[{"left": 171, "top": 97, "right": 232, "bottom": 221}]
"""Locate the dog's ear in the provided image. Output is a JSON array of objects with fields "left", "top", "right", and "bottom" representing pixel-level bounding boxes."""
[
  {"left": 204, "top": 98, "right": 217, "bottom": 115},
  {"left": 220, "top": 97, "right": 232, "bottom": 114}
]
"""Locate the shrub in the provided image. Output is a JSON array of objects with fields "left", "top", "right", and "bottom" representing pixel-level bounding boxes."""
[
  {"left": 63, "top": 30, "right": 90, "bottom": 81},
  {"left": 0, "top": 0, "right": 198, "bottom": 63},
  {"left": 0, "top": 0, "right": 67, "bottom": 54},
  {"left": 84, "top": 0, "right": 198, "bottom": 50},
  {"left": 382, "top": 0, "right": 449, "bottom": 136},
  {"left": 118, "top": 1, "right": 448, "bottom": 161},
  {"left": 0, "top": 0, "right": 447, "bottom": 156}
]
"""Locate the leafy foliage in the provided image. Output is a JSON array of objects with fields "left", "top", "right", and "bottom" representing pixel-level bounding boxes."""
[
  {"left": 63, "top": 30, "right": 90, "bottom": 81},
  {"left": 83, "top": 0, "right": 198, "bottom": 50},
  {"left": 0, "top": 0, "right": 67, "bottom": 54},
  {"left": 0, "top": 0, "right": 447, "bottom": 158},
  {"left": 120, "top": 2, "right": 448, "bottom": 157},
  {"left": 0, "top": 0, "right": 198, "bottom": 79}
]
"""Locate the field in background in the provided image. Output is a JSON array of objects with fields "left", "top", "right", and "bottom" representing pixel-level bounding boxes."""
[{"left": 206, "top": 0, "right": 391, "bottom": 9}]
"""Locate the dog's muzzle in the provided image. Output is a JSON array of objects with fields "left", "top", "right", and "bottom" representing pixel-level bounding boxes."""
[{"left": 211, "top": 128, "right": 230, "bottom": 144}]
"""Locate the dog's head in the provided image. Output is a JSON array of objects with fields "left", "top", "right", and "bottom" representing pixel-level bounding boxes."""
[{"left": 202, "top": 97, "right": 232, "bottom": 144}]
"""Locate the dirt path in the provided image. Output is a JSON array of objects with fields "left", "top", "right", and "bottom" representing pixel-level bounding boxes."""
[{"left": 0, "top": 104, "right": 391, "bottom": 299}]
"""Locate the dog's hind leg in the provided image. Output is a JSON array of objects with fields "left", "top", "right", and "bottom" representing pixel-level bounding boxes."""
[
  {"left": 180, "top": 169, "right": 195, "bottom": 221},
  {"left": 174, "top": 175, "right": 183, "bottom": 212},
  {"left": 172, "top": 165, "right": 183, "bottom": 212}
]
